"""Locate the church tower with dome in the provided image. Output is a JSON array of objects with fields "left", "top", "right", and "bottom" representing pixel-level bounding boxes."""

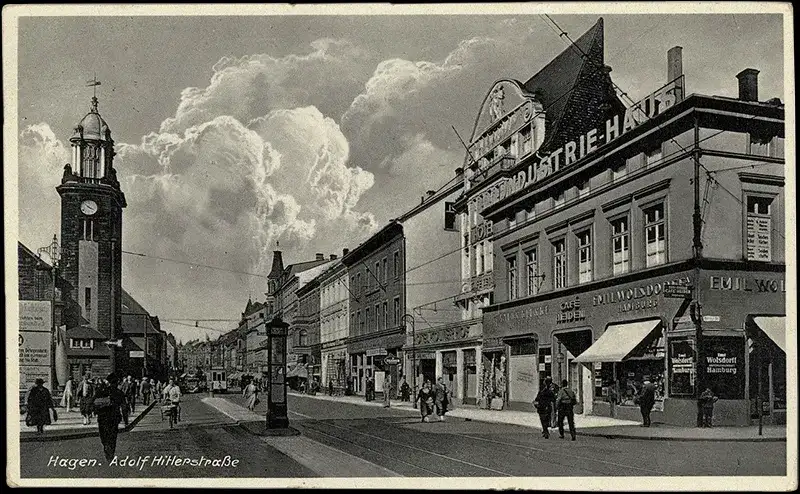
[{"left": 56, "top": 91, "right": 127, "bottom": 377}]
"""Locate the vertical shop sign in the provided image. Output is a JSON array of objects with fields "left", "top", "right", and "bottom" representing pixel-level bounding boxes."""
[
  {"left": 668, "top": 338, "right": 696, "bottom": 397},
  {"left": 703, "top": 336, "right": 745, "bottom": 399}
]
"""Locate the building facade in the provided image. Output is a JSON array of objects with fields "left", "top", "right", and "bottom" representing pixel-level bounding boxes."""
[
  {"left": 453, "top": 18, "right": 624, "bottom": 409},
  {"left": 318, "top": 259, "right": 350, "bottom": 393},
  {"left": 479, "top": 45, "right": 784, "bottom": 427},
  {"left": 396, "top": 175, "right": 472, "bottom": 402},
  {"left": 342, "top": 222, "right": 406, "bottom": 396},
  {"left": 120, "top": 289, "right": 168, "bottom": 381}
]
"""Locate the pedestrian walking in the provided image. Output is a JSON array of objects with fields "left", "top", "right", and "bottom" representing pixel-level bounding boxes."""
[
  {"left": 416, "top": 380, "right": 436, "bottom": 422},
  {"left": 434, "top": 377, "right": 450, "bottom": 421},
  {"left": 26, "top": 379, "right": 56, "bottom": 434},
  {"left": 77, "top": 373, "right": 95, "bottom": 425},
  {"left": 555, "top": 379, "right": 578, "bottom": 440},
  {"left": 534, "top": 377, "right": 556, "bottom": 438},
  {"left": 365, "top": 376, "right": 375, "bottom": 402},
  {"left": 243, "top": 380, "right": 259, "bottom": 411},
  {"left": 548, "top": 377, "right": 560, "bottom": 428},
  {"left": 383, "top": 375, "right": 393, "bottom": 408},
  {"left": 400, "top": 376, "right": 410, "bottom": 402},
  {"left": 128, "top": 378, "right": 139, "bottom": 413},
  {"left": 60, "top": 377, "right": 75, "bottom": 412},
  {"left": 328, "top": 380, "right": 334, "bottom": 396},
  {"left": 165, "top": 378, "right": 182, "bottom": 428},
  {"left": 637, "top": 378, "right": 656, "bottom": 427},
  {"left": 119, "top": 376, "right": 131, "bottom": 427},
  {"left": 699, "top": 387, "right": 719, "bottom": 427},
  {"left": 94, "top": 373, "right": 126, "bottom": 461},
  {"left": 150, "top": 379, "right": 157, "bottom": 403},
  {"left": 140, "top": 377, "right": 151, "bottom": 405}
]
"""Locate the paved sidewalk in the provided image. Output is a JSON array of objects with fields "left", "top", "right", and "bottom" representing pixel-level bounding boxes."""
[
  {"left": 288, "top": 391, "right": 787, "bottom": 442},
  {"left": 19, "top": 400, "right": 157, "bottom": 442}
]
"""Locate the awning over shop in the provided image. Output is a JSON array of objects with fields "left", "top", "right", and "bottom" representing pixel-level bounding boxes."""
[
  {"left": 753, "top": 316, "right": 786, "bottom": 353},
  {"left": 573, "top": 319, "right": 662, "bottom": 363}
]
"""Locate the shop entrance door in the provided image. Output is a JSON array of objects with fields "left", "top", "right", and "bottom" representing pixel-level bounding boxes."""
[
  {"left": 420, "top": 359, "right": 435, "bottom": 387},
  {"left": 463, "top": 349, "right": 477, "bottom": 405}
]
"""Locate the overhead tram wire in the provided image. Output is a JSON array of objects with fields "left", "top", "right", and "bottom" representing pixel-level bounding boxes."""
[{"left": 122, "top": 250, "right": 268, "bottom": 279}]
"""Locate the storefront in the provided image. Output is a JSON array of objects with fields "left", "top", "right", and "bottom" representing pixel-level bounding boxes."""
[
  {"left": 321, "top": 341, "right": 347, "bottom": 394},
  {"left": 483, "top": 266, "right": 786, "bottom": 425},
  {"left": 347, "top": 331, "right": 405, "bottom": 396},
  {"left": 407, "top": 321, "right": 482, "bottom": 405}
]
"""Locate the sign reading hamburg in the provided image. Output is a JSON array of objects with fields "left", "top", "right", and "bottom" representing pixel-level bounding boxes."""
[{"left": 471, "top": 77, "right": 684, "bottom": 213}]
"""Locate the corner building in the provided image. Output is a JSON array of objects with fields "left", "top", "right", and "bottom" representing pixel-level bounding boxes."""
[{"left": 477, "top": 39, "right": 785, "bottom": 424}]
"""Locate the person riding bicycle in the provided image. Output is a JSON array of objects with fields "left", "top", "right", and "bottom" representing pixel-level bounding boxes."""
[{"left": 164, "top": 378, "right": 182, "bottom": 428}]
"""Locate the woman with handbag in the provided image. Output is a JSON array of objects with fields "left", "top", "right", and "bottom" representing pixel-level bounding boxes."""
[{"left": 26, "top": 378, "right": 56, "bottom": 434}]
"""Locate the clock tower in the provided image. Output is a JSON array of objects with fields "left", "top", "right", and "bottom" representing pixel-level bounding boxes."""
[{"left": 56, "top": 92, "right": 126, "bottom": 376}]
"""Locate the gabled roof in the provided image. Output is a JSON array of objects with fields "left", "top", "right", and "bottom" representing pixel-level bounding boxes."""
[
  {"left": 523, "top": 18, "right": 624, "bottom": 156},
  {"left": 67, "top": 324, "right": 106, "bottom": 339},
  {"left": 121, "top": 289, "right": 150, "bottom": 315}
]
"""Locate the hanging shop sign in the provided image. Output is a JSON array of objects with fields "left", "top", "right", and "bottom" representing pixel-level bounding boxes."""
[{"left": 472, "top": 77, "right": 684, "bottom": 213}]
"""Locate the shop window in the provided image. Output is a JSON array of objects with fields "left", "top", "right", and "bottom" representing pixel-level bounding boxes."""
[
  {"left": 525, "top": 249, "right": 538, "bottom": 296},
  {"left": 507, "top": 256, "right": 518, "bottom": 300},
  {"left": 745, "top": 195, "right": 773, "bottom": 262},
  {"left": 644, "top": 203, "right": 666, "bottom": 267},
  {"left": 611, "top": 216, "right": 630, "bottom": 275},
  {"left": 577, "top": 229, "right": 593, "bottom": 284},
  {"left": 509, "top": 339, "right": 536, "bottom": 356},
  {"left": 519, "top": 124, "right": 533, "bottom": 156},
  {"left": 553, "top": 239, "right": 567, "bottom": 289}
]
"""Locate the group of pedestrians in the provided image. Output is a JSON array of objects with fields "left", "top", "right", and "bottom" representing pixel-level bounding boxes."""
[
  {"left": 416, "top": 377, "right": 452, "bottom": 422},
  {"left": 534, "top": 377, "right": 578, "bottom": 440}
]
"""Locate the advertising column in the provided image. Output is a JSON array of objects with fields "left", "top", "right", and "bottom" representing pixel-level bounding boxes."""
[{"left": 19, "top": 301, "right": 53, "bottom": 401}]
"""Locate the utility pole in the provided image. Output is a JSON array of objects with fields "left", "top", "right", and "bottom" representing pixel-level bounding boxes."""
[
  {"left": 692, "top": 113, "right": 705, "bottom": 427},
  {"left": 37, "top": 235, "right": 61, "bottom": 390},
  {"left": 401, "top": 314, "right": 417, "bottom": 409}
]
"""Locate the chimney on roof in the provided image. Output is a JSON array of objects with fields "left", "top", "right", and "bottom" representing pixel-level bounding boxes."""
[
  {"left": 736, "top": 68, "right": 759, "bottom": 102},
  {"left": 330, "top": 254, "right": 338, "bottom": 260},
  {"left": 315, "top": 253, "right": 324, "bottom": 260},
  {"left": 342, "top": 248, "right": 349, "bottom": 256},
  {"left": 455, "top": 167, "right": 464, "bottom": 176},
  {"left": 426, "top": 190, "right": 436, "bottom": 198},
  {"left": 667, "top": 46, "right": 684, "bottom": 101}
]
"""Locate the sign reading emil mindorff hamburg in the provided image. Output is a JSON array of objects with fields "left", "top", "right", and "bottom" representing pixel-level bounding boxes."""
[{"left": 4, "top": 4, "right": 793, "bottom": 491}]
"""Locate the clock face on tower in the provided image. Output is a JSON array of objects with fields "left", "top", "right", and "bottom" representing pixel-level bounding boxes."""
[{"left": 80, "top": 200, "right": 98, "bottom": 216}]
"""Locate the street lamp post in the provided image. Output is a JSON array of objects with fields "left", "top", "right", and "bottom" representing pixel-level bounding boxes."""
[{"left": 401, "top": 313, "right": 416, "bottom": 409}]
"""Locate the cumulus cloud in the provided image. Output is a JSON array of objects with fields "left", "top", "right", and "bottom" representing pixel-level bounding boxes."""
[
  {"left": 160, "top": 38, "right": 373, "bottom": 135},
  {"left": 18, "top": 123, "right": 69, "bottom": 250}
]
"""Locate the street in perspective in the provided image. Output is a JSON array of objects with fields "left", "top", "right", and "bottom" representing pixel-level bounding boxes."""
[{"left": 8, "top": 4, "right": 794, "bottom": 490}]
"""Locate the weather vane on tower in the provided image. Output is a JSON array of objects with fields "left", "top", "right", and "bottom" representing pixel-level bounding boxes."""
[{"left": 86, "top": 73, "right": 101, "bottom": 112}]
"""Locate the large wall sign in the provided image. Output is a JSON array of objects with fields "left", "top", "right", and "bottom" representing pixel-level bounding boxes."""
[
  {"left": 19, "top": 301, "right": 53, "bottom": 394},
  {"left": 703, "top": 336, "right": 745, "bottom": 400},
  {"left": 470, "top": 76, "right": 685, "bottom": 213}
]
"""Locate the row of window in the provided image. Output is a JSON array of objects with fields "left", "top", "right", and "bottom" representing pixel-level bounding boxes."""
[
  {"left": 350, "top": 297, "right": 402, "bottom": 335},
  {"left": 506, "top": 202, "right": 667, "bottom": 299},
  {"left": 350, "top": 251, "right": 401, "bottom": 294}
]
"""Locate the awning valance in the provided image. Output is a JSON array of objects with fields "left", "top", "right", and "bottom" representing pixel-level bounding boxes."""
[
  {"left": 753, "top": 316, "right": 786, "bottom": 353},
  {"left": 574, "top": 319, "right": 662, "bottom": 363}
]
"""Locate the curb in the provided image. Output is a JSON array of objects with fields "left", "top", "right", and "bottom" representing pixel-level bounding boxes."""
[
  {"left": 288, "top": 392, "right": 787, "bottom": 443},
  {"left": 20, "top": 400, "right": 157, "bottom": 443}
]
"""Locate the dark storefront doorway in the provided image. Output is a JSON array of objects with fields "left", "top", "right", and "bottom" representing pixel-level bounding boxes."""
[{"left": 553, "top": 329, "right": 593, "bottom": 414}]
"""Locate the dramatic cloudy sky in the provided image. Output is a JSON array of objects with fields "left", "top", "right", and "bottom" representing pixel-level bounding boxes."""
[{"left": 11, "top": 7, "right": 786, "bottom": 343}]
